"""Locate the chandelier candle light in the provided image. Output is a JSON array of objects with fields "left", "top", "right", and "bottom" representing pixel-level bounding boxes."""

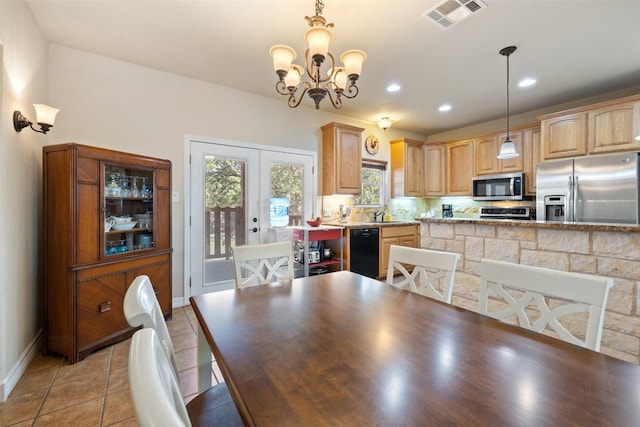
[
  {"left": 497, "top": 45, "right": 519, "bottom": 159},
  {"left": 269, "top": 0, "right": 366, "bottom": 109}
]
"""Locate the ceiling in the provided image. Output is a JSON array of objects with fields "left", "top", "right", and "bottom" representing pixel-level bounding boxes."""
[{"left": 26, "top": 0, "right": 640, "bottom": 136}]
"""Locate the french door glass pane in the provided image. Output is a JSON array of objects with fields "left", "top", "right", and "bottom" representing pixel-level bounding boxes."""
[
  {"left": 270, "top": 162, "right": 304, "bottom": 227},
  {"left": 204, "top": 156, "right": 246, "bottom": 285}
]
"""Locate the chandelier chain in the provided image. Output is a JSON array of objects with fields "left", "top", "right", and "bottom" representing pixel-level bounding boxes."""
[{"left": 315, "top": 0, "right": 324, "bottom": 16}]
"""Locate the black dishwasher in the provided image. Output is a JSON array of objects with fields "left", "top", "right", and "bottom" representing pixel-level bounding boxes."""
[{"left": 349, "top": 228, "right": 379, "bottom": 278}]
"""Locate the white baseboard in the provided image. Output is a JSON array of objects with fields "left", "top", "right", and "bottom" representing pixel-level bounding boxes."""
[
  {"left": 1, "top": 329, "right": 42, "bottom": 402},
  {"left": 173, "top": 296, "right": 187, "bottom": 308}
]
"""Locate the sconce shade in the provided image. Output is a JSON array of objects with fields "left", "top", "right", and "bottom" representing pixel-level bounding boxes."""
[
  {"left": 332, "top": 67, "right": 347, "bottom": 90},
  {"left": 34, "top": 104, "right": 60, "bottom": 127},
  {"left": 13, "top": 103, "right": 60, "bottom": 134}
]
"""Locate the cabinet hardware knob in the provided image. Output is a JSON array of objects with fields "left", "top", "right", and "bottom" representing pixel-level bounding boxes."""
[
  {"left": 99, "top": 301, "right": 111, "bottom": 313},
  {"left": 153, "top": 287, "right": 160, "bottom": 295}
]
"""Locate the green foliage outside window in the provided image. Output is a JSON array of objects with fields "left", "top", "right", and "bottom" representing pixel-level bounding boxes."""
[{"left": 354, "top": 163, "right": 385, "bottom": 206}]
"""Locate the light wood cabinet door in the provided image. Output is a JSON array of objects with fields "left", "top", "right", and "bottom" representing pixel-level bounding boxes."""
[
  {"left": 523, "top": 126, "right": 540, "bottom": 196},
  {"left": 390, "top": 138, "right": 424, "bottom": 197},
  {"left": 447, "top": 140, "right": 474, "bottom": 195},
  {"left": 321, "top": 122, "right": 364, "bottom": 195},
  {"left": 587, "top": 101, "right": 640, "bottom": 154},
  {"left": 423, "top": 144, "right": 446, "bottom": 197},
  {"left": 541, "top": 112, "right": 587, "bottom": 160},
  {"left": 497, "top": 130, "right": 524, "bottom": 172},
  {"left": 474, "top": 136, "right": 499, "bottom": 175},
  {"left": 378, "top": 225, "right": 419, "bottom": 278}
]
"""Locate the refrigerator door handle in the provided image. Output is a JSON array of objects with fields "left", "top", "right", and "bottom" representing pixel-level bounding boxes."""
[
  {"left": 567, "top": 176, "right": 574, "bottom": 222},
  {"left": 573, "top": 175, "right": 579, "bottom": 222}
]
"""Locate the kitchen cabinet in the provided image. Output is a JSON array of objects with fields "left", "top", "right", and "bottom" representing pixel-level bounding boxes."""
[
  {"left": 379, "top": 224, "right": 419, "bottom": 278},
  {"left": 321, "top": 122, "right": 364, "bottom": 195},
  {"left": 447, "top": 139, "right": 474, "bottom": 195},
  {"left": 473, "top": 135, "right": 499, "bottom": 175},
  {"left": 587, "top": 99, "right": 640, "bottom": 154},
  {"left": 293, "top": 226, "right": 344, "bottom": 277},
  {"left": 540, "top": 112, "right": 588, "bottom": 160},
  {"left": 524, "top": 126, "right": 540, "bottom": 195},
  {"left": 390, "top": 138, "right": 425, "bottom": 197},
  {"left": 474, "top": 131, "right": 524, "bottom": 175},
  {"left": 43, "top": 143, "right": 172, "bottom": 363},
  {"left": 423, "top": 143, "right": 446, "bottom": 197}
]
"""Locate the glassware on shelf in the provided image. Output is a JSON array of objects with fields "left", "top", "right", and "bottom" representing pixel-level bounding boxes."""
[
  {"left": 140, "top": 178, "right": 152, "bottom": 199},
  {"left": 121, "top": 176, "right": 132, "bottom": 198},
  {"left": 131, "top": 176, "right": 141, "bottom": 198},
  {"left": 105, "top": 173, "right": 121, "bottom": 197}
]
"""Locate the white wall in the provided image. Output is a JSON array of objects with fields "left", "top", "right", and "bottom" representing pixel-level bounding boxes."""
[
  {"left": 48, "top": 44, "right": 426, "bottom": 302},
  {"left": 0, "top": 0, "right": 50, "bottom": 400}
]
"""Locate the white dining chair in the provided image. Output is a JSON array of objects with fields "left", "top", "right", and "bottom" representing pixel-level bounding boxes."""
[
  {"left": 124, "top": 274, "right": 179, "bottom": 379},
  {"left": 129, "top": 328, "right": 243, "bottom": 427},
  {"left": 386, "top": 245, "right": 460, "bottom": 303},
  {"left": 479, "top": 258, "right": 614, "bottom": 351},
  {"left": 231, "top": 241, "right": 294, "bottom": 288}
]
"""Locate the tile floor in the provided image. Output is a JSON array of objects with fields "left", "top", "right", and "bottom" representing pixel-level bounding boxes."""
[{"left": 0, "top": 305, "right": 224, "bottom": 426}]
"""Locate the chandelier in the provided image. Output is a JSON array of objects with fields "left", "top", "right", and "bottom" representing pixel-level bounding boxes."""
[{"left": 269, "top": 0, "right": 366, "bottom": 109}]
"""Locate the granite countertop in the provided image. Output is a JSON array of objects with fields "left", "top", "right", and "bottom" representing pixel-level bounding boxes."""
[
  {"left": 324, "top": 221, "right": 420, "bottom": 229},
  {"left": 419, "top": 217, "right": 640, "bottom": 232}
]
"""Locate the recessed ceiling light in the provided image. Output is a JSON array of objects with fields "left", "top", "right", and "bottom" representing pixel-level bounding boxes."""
[
  {"left": 439, "top": 104, "right": 452, "bottom": 112},
  {"left": 386, "top": 83, "right": 401, "bottom": 93},
  {"left": 518, "top": 78, "right": 536, "bottom": 88}
]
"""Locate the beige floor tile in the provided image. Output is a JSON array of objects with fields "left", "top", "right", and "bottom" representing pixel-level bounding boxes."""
[
  {"left": 107, "top": 366, "right": 130, "bottom": 394},
  {"left": 178, "top": 367, "right": 199, "bottom": 397},
  {"left": 110, "top": 339, "right": 132, "bottom": 371},
  {"left": 40, "top": 371, "right": 108, "bottom": 415},
  {"left": 105, "top": 416, "right": 138, "bottom": 427},
  {"left": 102, "top": 389, "right": 136, "bottom": 426},
  {"left": 2, "top": 420, "right": 33, "bottom": 427},
  {"left": 175, "top": 347, "right": 197, "bottom": 373},
  {"left": 25, "top": 353, "right": 64, "bottom": 373},
  {"left": 166, "top": 318, "right": 193, "bottom": 337},
  {"left": 9, "top": 365, "right": 57, "bottom": 397},
  {"left": 52, "top": 351, "right": 110, "bottom": 385},
  {"left": 171, "top": 307, "right": 188, "bottom": 321},
  {"left": 33, "top": 397, "right": 103, "bottom": 426},
  {"left": 171, "top": 331, "right": 196, "bottom": 352},
  {"left": 0, "top": 389, "right": 47, "bottom": 427}
]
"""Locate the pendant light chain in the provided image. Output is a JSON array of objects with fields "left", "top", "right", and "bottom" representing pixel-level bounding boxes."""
[{"left": 506, "top": 50, "right": 510, "bottom": 141}]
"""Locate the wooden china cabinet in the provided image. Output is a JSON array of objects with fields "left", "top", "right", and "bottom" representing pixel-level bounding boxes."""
[{"left": 43, "top": 143, "right": 172, "bottom": 363}]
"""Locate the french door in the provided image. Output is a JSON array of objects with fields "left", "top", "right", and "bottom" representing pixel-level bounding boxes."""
[{"left": 189, "top": 139, "right": 315, "bottom": 295}]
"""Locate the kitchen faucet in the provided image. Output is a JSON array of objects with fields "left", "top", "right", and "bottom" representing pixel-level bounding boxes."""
[{"left": 373, "top": 211, "right": 385, "bottom": 222}]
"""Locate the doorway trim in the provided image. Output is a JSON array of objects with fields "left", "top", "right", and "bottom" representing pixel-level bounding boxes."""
[{"left": 183, "top": 134, "right": 317, "bottom": 300}]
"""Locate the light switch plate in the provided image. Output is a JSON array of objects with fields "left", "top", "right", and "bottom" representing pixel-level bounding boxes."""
[{"left": 172, "top": 192, "right": 179, "bottom": 202}]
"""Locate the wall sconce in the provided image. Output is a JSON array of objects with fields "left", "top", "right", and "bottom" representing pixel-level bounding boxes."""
[
  {"left": 13, "top": 104, "right": 60, "bottom": 134},
  {"left": 377, "top": 117, "right": 394, "bottom": 131}
]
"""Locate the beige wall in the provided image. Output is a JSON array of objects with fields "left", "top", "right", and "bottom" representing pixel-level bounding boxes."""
[{"left": 0, "top": 0, "right": 50, "bottom": 400}]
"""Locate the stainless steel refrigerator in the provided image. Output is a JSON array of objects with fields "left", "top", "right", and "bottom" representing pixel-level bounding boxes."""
[{"left": 536, "top": 152, "right": 640, "bottom": 224}]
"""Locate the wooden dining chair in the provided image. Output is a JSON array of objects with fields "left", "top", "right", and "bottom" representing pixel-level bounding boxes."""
[
  {"left": 124, "top": 275, "right": 243, "bottom": 426},
  {"left": 386, "top": 245, "right": 460, "bottom": 303},
  {"left": 231, "top": 241, "right": 294, "bottom": 288},
  {"left": 479, "top": 258, "right": 614, "bottom": 351},
  {"left": 129, "top": 328, "right": 243, "bottom": 427}
]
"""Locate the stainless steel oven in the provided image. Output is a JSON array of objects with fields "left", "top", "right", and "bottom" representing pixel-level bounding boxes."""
[{"left": 472, "top": 172, "right": 524, "bottom": 201}]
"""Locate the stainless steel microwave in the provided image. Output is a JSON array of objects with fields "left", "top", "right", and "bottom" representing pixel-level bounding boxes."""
[{"left": 472, "top": 172, "right": 524, "bottom": 201}]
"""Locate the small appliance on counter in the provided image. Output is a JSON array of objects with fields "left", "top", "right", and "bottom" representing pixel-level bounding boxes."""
[
  {"left": 479, "top": 206, "right": 533, "bottom": 220},
  {"left": 442, "top": 204, "right": 453, "bottom": 218}
]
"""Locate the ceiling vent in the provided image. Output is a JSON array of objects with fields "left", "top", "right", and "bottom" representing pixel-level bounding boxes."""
[{"left": 422, "top": 0, "right": 488, "bottom": 30}]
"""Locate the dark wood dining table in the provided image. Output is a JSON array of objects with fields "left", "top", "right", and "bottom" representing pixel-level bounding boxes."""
[{"left": 189, "top": 270, "right": 640, "bottom": 426}]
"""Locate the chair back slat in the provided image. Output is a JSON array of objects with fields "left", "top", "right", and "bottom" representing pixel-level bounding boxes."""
[
  {"left": 479, "top": 259, "right": 614, "bottom": 351},
  {"left": 231, "top": 241, "right": 294, "bottom": 288},
  {"left": 386, "top": 245, "right": 460, "bottom": 303}
]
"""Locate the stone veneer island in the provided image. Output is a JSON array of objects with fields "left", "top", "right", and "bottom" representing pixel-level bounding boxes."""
[{"left": 420, "top": 217, "right": 640, "bottom": 364}]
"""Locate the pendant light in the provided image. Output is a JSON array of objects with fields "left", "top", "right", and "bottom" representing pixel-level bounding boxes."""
[{"left": 497, "top": 46, "right": 519, "bottom": 159}]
